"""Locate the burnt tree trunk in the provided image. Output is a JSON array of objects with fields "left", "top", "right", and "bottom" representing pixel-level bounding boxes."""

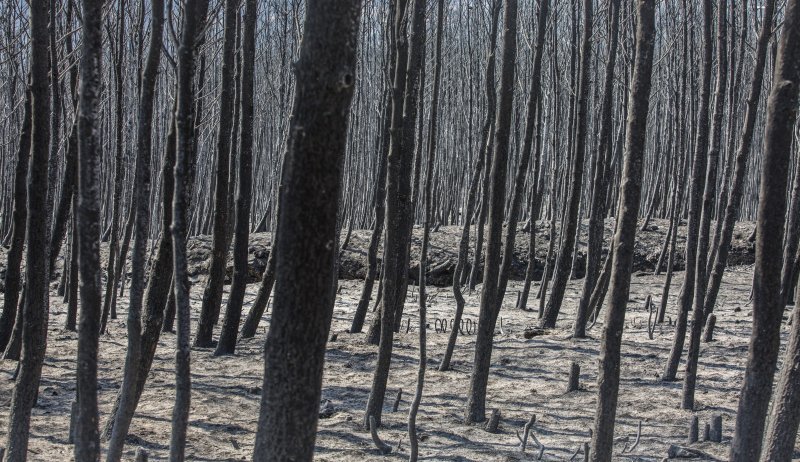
[
  {"left": 589, "top": 1, "right": 656, "bottom": 458},
  {"left": 252, "top": 2, "right": 362, "bottom": 459}
]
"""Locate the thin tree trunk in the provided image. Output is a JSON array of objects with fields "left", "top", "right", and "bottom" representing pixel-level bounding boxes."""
[
  {"left": 214, "top": 0, "right": 256, "bottom": 356},
  {"left": 195, "top": 0, "right": 240, "bottom": 348},
  {"left": 589, "top": 1, "right": 656, "bottom": 458},
  {"left": 168, "top": 0, "right": 209, "bottom": 458},
  {"left": 464, "top": 0, "right": 517, "bottom": 424}
]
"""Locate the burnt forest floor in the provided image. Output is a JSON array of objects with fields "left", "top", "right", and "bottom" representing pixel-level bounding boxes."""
[{"left": 2, "top": 220, "right": 798, "bottom": 461}]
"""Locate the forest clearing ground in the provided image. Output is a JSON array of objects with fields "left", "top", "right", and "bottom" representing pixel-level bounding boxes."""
[{"left": 1, "top": 264, "right": 793, "bottom": 461}]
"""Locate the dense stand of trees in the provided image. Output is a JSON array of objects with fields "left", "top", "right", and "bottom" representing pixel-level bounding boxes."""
[{"left": 1, "top": 0, "right": 800, "bottom": 460}]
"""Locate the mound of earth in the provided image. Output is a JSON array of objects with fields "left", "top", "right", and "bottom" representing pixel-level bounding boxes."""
[{"left": 181, "top": 218, "right": 755, "bottom": 287}]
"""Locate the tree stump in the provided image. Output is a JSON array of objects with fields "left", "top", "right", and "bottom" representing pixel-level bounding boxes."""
[
  {"left": 392, "top": 388, "right": 402, "bottom": 412},
  {"left": 485, "top": 409, "right": 501, "bottom": 433},
  {"left": 688, "top": 415, "right": 699, "bottom": 443},
  {"left": 709, "top": 414, "right": 722, "bottom": 442},
  {"left": 134, "top": 447, "right": 149, "bottom": 462},
  {"left": 567, "top": 361, "right": 580, "bottom": 392},
  {"left": 702, "top": 313, "right": 716, "bottom": 342},
  {"left": 68, "top": 399, "right": 77, "bottom": 444}
]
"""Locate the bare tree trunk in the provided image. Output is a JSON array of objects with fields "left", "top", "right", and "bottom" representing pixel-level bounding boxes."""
[
  {"left": 252, "top": 2, "right": 362, "bottom": 459},
  {"left": 74, "top": 0, "right": 104, "bottom": 458},
  {"left": 703, "top": 0, "right": 774, "bottom": 329},
  {"left": 574, "top": 0, "right": 620, "bottom": 337},
  {"left": 169, "top": 0, "right": 208, "bottom": 458},
  {"left": 589, "top": 1, "right": 656, "bottom": 458},
  {"left": 364, "top": 0, "right": 424, "bottom": 428},
  {"left": 664, "top": 0, "right": 714, "bottom": 381},
  {"left": 729, "top": 0, "right": 800, "bottom": 458},
  {"left": 0, "top": 90, "right": 31, "bottom": 352},
  {"left": 2, "top": 0, "right": 51, "bottom": 457},
  {"left": 464, "top": 0, "right": 517, "bottom": 424},
  {"left": 104, "top": 0, "right": 165, "bottom": 458},
  {"left": 195, "top": 0, "right": 240, "bottom": 348},
  {"left": 540, "top": 0, "right": 593, "bottom": 328},
  {"left": 683, "top": 0, "right": 728, "bottom": 410},
  {"left": 409, "top": 5, "right": 444, "bottom": 457},
  {"left": 214, "top": 0, "right": 256, "bottom": 356}
]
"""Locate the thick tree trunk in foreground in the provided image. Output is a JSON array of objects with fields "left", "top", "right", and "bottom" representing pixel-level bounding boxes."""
[
  {"left": 74, "top": 0, "right": 104, "bottom": 459},
  {"left": 589, "top": 0, "right": 656, "bottom": 458},
  {"left": 729, "top": 0, "right": 800, "bottom": 458},
  {"left": 252, "top": 2, "right": 361, "bottom": 459},
  {"left": 3, "top": 0, "right": 51, "bottom": 458}
]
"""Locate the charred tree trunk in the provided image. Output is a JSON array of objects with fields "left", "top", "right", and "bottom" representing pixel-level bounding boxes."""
[
  {"left": 574, "top": 0, "right": 620, "bottom": 338},
  {"left": 464, "top": 0, "right": 517, "bottom": 424},
  {"left": 168, "top": 0, "right": 209, "bottom": 458},
  {"left": 252, "top": 2, "right": 362, "bottom": 459},
  {"left": 729, "top": 0, "right": 800, "bottom": 458},
  {"left": 74, "top": 0, "right": 104, "bottom": 458},
  {"left": 589, "top": 1, "right": 656, "bottom": 458},
  {"left": 0, "top": 90, "right": 31, "bottom": 352},
  {"left": 195, "top": 0, "right": 240, "bottom": 348},
  {"left": 214, "top": 0, "right": 256, "bottom": 356},
  {"left": 2, "top": 0, "right": 51, "bottom": 457}
]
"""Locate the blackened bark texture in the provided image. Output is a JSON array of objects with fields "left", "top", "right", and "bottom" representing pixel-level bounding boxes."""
[
  {"left": 169, "top": 0, "right": 208, "bottom": 458},
  {"left": 364, "top": 0, "right": 424, "bottom": 428},
  {"left": 683, "top": 0, "right": 728, "bottom": 410},
  {"left": 467, "top": 0, "right": 502, "bottom": 292},
  {"left": 351, "top": 9, "right": 395, "bottom": 334},
  {"left": 105, "top": 0, "right": 165, "bottom": 458},
  {"left": 729, "top": 0, "right": 800, "bottom": 458},
  {"left": 0, "top": 90, "right": 31, "bottom": 352},
  {"left": 195, "top": 0, "right": 240, "bottom": 348},
  {"left": 540, "top": 0, "right": 593, "bottom": 328},
  {"left": 574, "top": 0, "right": 619, "bottom": 338},
  {"left": 251, "top": 2, "right": 362, "bottom": 459},
  {"left": 3, "top": 0, "right": 51, "bottom": 458},
  {"left": 464, "top": 0, "right": 517, "bottom": 424},
  {"left": 704, "top": 0, "right": 773, "bottom": 320},
  {"left": 100, "top": 1, "right": 128, "bottom": 333},
  {"left": 48, "top": 119, "right": 78, "bottom": 277},
  {"left": 74, "top": 0, "right": 104, "bottom": 458},
  {"left": 589, "top": 1, "right": 655, "bottom": 459},
  {"left": 409, "top": 4, "right": 444, "bottom": 456},
  {"left": 214, "top": 0, "right": 256, "bottom": 356},
  {"left": 439, "top": 0, "right": 504, "bottom": 371},
  {"left": 496, "top": 0, "right": 550, "bottom": 312},
  {"left": 780, "top": 149, "right": 800, "bottom": 305},
  {"left": 103, "top": 104, "right": 177, "bottom": 443},
  {"left": 664, "top": 0, "right": 714, "bottom": 381}
]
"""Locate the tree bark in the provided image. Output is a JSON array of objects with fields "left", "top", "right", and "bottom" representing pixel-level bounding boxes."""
[
  {"left": 464, "top": 0, "right": 518, "bottom": 424},
  {"left": 252, "top": 2, "right": 362, "bottom": 459},
  {"left": 729, "top": 0, "right": 800, "bottom": 458},
  {"left": 589, "top": 1, "right": 656, "bottom": 458},
  {"left": 2, "top": 0, "right": 51, "bottom": 457}
]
